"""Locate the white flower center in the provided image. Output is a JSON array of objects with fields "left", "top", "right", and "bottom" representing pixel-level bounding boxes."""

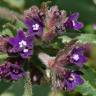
[
  {"left": 68, "top": 74, "right": 75, "bottom": 81},
  {"left": 32, "top": 24, "right": 39, "bottom": 31},
  {"left": 72, "top": 20, "right": 76, "bottom": 26},
  {"left": 19, "top": 40, "right": 27, "bottom": 48},
  {"left": 23, "top": 49, "right": 28, "bottom": 53},
  {"left": 72, "top": 54, "right": 79, "bottom": 61}
]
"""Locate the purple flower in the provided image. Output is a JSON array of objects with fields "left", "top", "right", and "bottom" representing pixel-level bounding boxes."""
[
  {"left": 24, "top": 17, "right": 44, "bottom": 37},
  {"left": 6, "top": 63, "right": 25, "bottom": 81},
  {"left": 9, "top": 29, "right": 33, "bottom": 58},
  {"left": 64, "top": 12, "right": 84, "bottom": 30},
  {"left": 70, "top": 47, "right": 87, "bottom": 67},
  {"left": 0, "top": 64, "right": 9, "bottom": 79},
  {"left": 64, "top": 71, "right": 84, "bottom": 91},
  {"left": 0, "top": 62, "right": 25, "bottom": 81}
]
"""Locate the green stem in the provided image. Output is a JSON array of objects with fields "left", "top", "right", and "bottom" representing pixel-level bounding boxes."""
[{"left": 23, "top": 72, "right": 32, "bottom": 96}]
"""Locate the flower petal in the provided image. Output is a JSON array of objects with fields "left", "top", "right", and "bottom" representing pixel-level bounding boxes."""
[{"left": 69, "top": 12, "right": 80, "bottom": 20}]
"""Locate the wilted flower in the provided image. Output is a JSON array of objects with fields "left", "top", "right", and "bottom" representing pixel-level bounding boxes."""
[
  {"left": 42, "top": 6, "right": 66, "bottom": 42},
  {"left": 64, "top": 12, "right": 84, "bottom": 30},
  {"left": 9, "top": 29, "right": 33, "bottom": 58},
  {"left": 70, "top": 47, "right": 87, "bottom": 67},
  {"left": 24, "top": 6, "right": 39, "bottom": 18},
  {"left": 42, "top": 28, "right": 57, "bottom": 42},
  {"left": 48, "top": 6, "right": 60, "bottom": 19},
  {"left": 64, "top": 71, "right": 84, "bottom": 91}
]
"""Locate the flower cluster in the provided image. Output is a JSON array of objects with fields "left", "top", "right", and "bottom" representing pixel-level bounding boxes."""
[
  {"left": 24, "top": 5, "right": 83, "bottom": 42},
  {"left": 39, "top": 42, "right": 89, "bottom": 91},
  {"left": 0, "top": 3, "right": 91, "bottom": 93},
  {"left": 7, "top": 5, "right": 84, "bottom": 59},
  {"left": 58, "top": 44, "right": 88, "bottom": 91}
]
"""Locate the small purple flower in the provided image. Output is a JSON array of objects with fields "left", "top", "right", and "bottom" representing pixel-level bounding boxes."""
[
  {"left": 24, "top": 17, "right": 44, "bottom": 37},
  {"left": 70, "top": 47, "right": 87, "bottom": 67},
  {"left": 9, "top": 29, "right": 33, "bottom": 58},
  {"left": 64, "top": 12, "right": 84, "bottom": 30},
  {"left": 64, "top": 71, "right": 84, "bottom": 91},
  {"left": 0, "top": 62, "right": 25, "bottom": 81},
  {"left": 6, "top": 63, "right": 25, "bottom": 81}
]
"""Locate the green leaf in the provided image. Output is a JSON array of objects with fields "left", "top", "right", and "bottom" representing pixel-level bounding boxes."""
[
  {"left": 84, "top": 25, "right": 94, "bottom": 33},
  {"left": 0, "top": 53, "right": 8, "bottom": 64},
  {"left": 0, "top": 79, "right": 25, "bottom": 96},
  {"left": 76, "top": 81, "right": 96, "bottom": 96},
  {"left": 49, "top": 91, "right": 64, "bottom": 96},
  {"left": 0, "top": 53, "right": 8, "bottom": 60},
  {"left": 58, "top": 36, "right": 72, "bottom": 43},
  {"left": 0, "top": 81, "right": 12, "bottom": 95},
  {"left": 15, "top": 20, "right": 26, "bottom": 30},
  {"left": 76, "top": 34, "right": 96, "bottom": 44},
  {"left": 32, "top": 84, "right": 51, "bottom": 96},
  {"left": 1, "top": 29, "right": 13, "bottom": 36},
  {"left": 82, "top": 66, "right": 96, "bottom": 88}
]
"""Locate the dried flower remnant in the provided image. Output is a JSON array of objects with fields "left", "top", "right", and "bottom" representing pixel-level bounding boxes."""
[
  {"left": 9, "top": 29, "right": 33, "bottom": 58},
  {"left": 0, "top": 35, "right": 9, "bottom": 52},
  {"left": 43, "top": 6, "right": 66, "bottom": 41},
  {"left": 24, "top": 6, "right": 39, "bottom": 18},
  {"left": 42, "top": 28, "right": 57, "bottom": 42},
  {"left": 38, "top": 52, "right": 56, "bottom": 68},
  {"left": 64, "top": 12, "right": 84, "bottom": 30}
]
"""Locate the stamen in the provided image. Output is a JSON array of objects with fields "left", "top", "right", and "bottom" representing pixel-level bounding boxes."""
[
  {"left": 19, "top": 40, "right": 27, "bottom": 48},
  {"left": 32, "top": 24, "right": 39, "bottom": 31},
  {"left": 72, "top": 54, "right": 79, "bottom": 61},
  {"left": 23, "top": 49, "right": 28, "bottom": 53},
  {"left": 68, "top": 74, "right": 75, "bottom": 81},
  {"left": 72, "top": 20, "right": 76, "bottom": 27}
]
